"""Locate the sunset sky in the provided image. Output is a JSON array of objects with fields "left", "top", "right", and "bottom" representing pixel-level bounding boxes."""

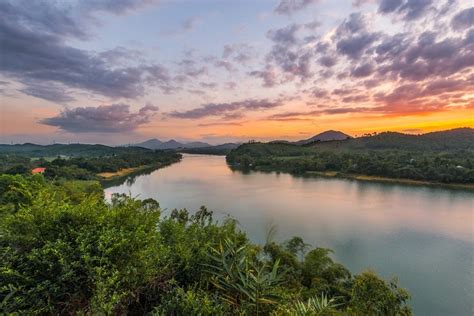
[{"left": 0, "top": 0, "right": 473, "bottom": 145}]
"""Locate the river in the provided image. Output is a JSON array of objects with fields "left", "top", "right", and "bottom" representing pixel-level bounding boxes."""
[{"left": 105, "top": 154, "right": 473, "bottom": 315}]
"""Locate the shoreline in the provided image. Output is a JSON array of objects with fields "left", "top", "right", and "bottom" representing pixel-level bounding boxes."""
[
  {"left": 305, "top": 171, "right": 474, "bottom": 190},
  {"left": 98, "top": 159, "right": 181, "bottom": 187},
  {"left": 98, "top": 165, "right": 158, "bottom": 186},
  {"left": 97, "top": 167, "right": 142, "bottom": 179},
  {"left": 233, "top": 164, "right": 474, "bottom": 191}
]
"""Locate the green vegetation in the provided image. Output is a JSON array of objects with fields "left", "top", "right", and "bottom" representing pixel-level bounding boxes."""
[
  {"left": 227, "top": 128, "right": 474, "bottom": 186},
  {"left": 0, "top": 174, "right": 411, "bottom": 315},
  {"left": 180, "top": 147, "right": 231, "bottom": 156},
  {"left": 0, "top": 143, "right": 154, "bottom": 158},
  {"left": 0, "top": 144, "right": 181, "bottom": 183},
  {"left": 180, "top": 143, "right": 240, "bottom": 156}
]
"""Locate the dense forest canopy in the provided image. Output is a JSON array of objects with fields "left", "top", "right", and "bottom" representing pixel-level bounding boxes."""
[
  {"left": 0, "top": 144, "right": 181, "bottom": 182},
  {"left": 0, "top": 143, "right": 155, "bottom": 157},
  {"left": 226, "top": 128, "right": 474, "bottom": 185},
  {"left": 306, "top": 128, "right": 474, "bottom": 151},
  {"left": 0, "top": 174, "right": 411, "bottom": 315}
]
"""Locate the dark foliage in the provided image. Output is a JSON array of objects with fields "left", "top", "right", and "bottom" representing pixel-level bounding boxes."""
[
  {"left": 0, "top": 175, "right": 412, "bottom": 315},
  {"left": 227, "top": 129, "right": 474, "bottom": 184}
]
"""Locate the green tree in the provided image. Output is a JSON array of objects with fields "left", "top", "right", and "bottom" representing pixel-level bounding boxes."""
[{"left": 349, "top": 271, "right": 411, "bottom": 315}]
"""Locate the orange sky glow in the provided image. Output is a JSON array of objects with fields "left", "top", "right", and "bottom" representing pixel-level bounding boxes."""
[{"left": 0, "top": 0, "right": 473, "bottom": 145}]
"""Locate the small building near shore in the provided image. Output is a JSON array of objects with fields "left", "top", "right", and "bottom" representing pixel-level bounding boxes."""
[{"left": 32, "top": 167, "right": 46, "bottom": 174}]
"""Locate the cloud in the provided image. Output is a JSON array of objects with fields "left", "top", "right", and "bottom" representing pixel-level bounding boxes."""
[
  {"left": 188, "top": 89, "right": 207, "bottom": 96},
  {"left": 333, "top": 88, "right": 360, "bottom": 96},
  {"left": 332, "top": 13, "right": 381, "bottom": 60},
  {"left": 0, "top": 0, "right": 158, "bottom": 41},
  {"left": 378, "top": 0, "right": 434, "bottom": 21},
  {"left": 98, "top": 46, "right": 144, "bottom": 64},
  {"left": 275, "top": 0, "right": 320, "bottom": 15},
  {"left": 177, "top": 59, "right": 209, "bottom": 79},
  {"left": 376, "top": 31, "right": 474, "bottom": 81},
  {"left": 341, "top": 94, "right": 369, "bottom": 103},
  {"left": 311, "top": 89, "right": 329, "bottom": 98},
  {"left": 40, "top": 104, "right": 159, "bottom": 133},
  {"left": 264, "top": 24, "right": 316, "bottom": 83},
  {"left": 398, "top": 0, "right": 433, "bottom": 20},
  {"left": 225, "top": 81, "right": 237, "bottom": 90},
  {"left": 373, "top": 77, "right": 474, "bottom": 114},
  {"left": 3, "top": 0, "right": 473, "bottom": 126},
  {"left": 266, "top": 106, "right": 375, "bottom": 120},
  {"left": 351, "top": 62, "right": 374, "bottom": 77},
  {"left": 378, "top": 0, "right": 404, "bottom": 14},
  {"left": 168, "top": 99, "right": 282, "bottom": 119},
  {"left": 18, "top": 81, "right": 75, "bottom": 103},
  {"left": 200, "top": 82, "right": 218, "bottom": 89},
  {"left": 304, "top": 19, "right": 322, "bottom": 30},
  {"left": 319, "top": 55, "right": 338, "bottom": 67},
  {"left": 451, "top": 7, "right": 474, "bottom": 30},
  {"left": 181, "top": 16, "right": 202, "bottom": 32},
  {"left": 222, "top": 43, "right": 256, "bottom": 64},
  {"left": 80, "top": 0, "right": 159, "bottom": 15},
  {"left": 249, "top": 66, "right": 280, "bottom": 87},
  {"left": 161, "top": 15, "right": 202, "bottom": 36},
  {"left": 375, "top": 33, "right": 410, "bottom": 62},
  {"left": 336, "top": 12, "right": 366, "bottom": 35},
  {"left": 198, "top": 122, "right": 243, "bottom": 127},
  {"left": 267, "top": 24, "right": 301, "bottom": 45},
  {"left": 336, "top": 32, "right": 380, "bottom": 59},
  {"left": 0, "top": 0, "right": 172, "bottom": 101},
  {"left": 211, "top": 59, "right": 234, "bottom": 72},
  {"left": 352, "top": 0, "right": 377, "bottom": 7}
]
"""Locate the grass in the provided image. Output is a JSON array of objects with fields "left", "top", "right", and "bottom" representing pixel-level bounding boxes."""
[{"left": 97, "top": 167, "right": 140, "bottom": 179}]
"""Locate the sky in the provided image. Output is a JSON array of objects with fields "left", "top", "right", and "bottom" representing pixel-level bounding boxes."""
[{"left": 0, "top": 0, "right": 473, "bottom": 145}]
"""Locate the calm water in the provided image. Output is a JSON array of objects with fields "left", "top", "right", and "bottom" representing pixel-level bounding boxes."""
[{"left": 106, "top": 154, "right": 473, "bottom": 315}]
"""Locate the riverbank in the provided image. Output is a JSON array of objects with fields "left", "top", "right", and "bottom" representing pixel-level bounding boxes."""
[
  {"left": 305, "top": 171, "right": 474, "bottom": 190},
  {"left": 98, "top": 159, "right": 181, "bottom": 187},
  {"left": 230, "top": 164, "right": 474, "bottom": 191}
]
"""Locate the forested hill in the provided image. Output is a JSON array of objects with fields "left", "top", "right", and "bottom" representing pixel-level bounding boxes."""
[
  {"left": 308, "top": 128, "right": 474, "bottom": 151},
  {"left": 0, "top": 143, "right": 153, "bottom": 157},
  {"left": 226, "top": 128, "right": 474, "bottom": 185}
]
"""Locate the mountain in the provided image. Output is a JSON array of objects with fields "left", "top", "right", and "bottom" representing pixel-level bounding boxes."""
[
  {"left": 135, "top": 138, "right": 163, "bottom": 149},
  {"left": 309, "top": 128, "right": 474, "bottom": 151},
  {"left": 159, "top": 140, "right": 183, "bottom": 149},
  {"left": 295, "top": 130, "right": 351, "bottom": 145},
  {"left": 134, "top": 139, "right": 211, "bottom": 150},
  {"left": 185, "top": 141, "right": 214, "bottom": 148}
]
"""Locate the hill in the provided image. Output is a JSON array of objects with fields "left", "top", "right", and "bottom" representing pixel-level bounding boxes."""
[
  {"left": 133, "top": 139, "right": 211, "bottom": 150},
  {"left": 226, "top": 128, "right": 474, "bottom": 185},
  {"left": 295, "top": 130, "right": 351, "bottom": 145},
  {"left": 308, "top": 128, "right": 474, "bottom": 151}
]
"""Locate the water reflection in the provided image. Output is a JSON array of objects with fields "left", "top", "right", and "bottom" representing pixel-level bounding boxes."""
[{"left": 105, "top": 154, "right": 473, "bottom": 315}]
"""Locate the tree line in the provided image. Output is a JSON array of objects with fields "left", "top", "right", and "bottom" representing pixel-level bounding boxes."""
[
  {"left": 0, "top": 150, "right": 181, "bottom": 181},
  {"left": 227, "top": 143, "right": 474, "bottom": 184}
]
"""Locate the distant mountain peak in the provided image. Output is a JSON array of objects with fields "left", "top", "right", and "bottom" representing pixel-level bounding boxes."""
[
  {"left": 296, "top": 130, "right": 351, "bottom": 145},
  {"left": 141, "top": 138, "right": 162, "bottom": 144},
  {"left": 133, "top": 138, "right": 211, "bottom": 150}
]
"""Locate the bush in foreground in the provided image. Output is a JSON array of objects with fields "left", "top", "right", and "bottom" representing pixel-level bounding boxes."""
[{"left": 0, "top": 175, "right": 411, "bottom": 315}]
